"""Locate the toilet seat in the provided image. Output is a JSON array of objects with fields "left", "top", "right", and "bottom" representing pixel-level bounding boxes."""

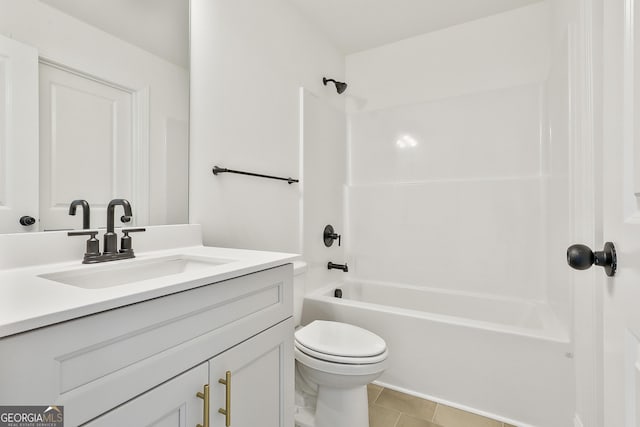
[
  {"left": 295, "top": 346, "right": 388, "bottom": 377},
  {"left": 295, "top": 340, "right": 388, "bottom": 364},
  {"left": 295, "top": 320, "right": 387, "bottom": 360}
]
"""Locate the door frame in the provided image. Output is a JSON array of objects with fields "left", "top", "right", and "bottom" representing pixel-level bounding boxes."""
[
  {"left": 38, "top": 56, "right": 150, "bottom": 226},
  {"left": 568, "top": 0, "right": 605, "bottom": 426},
  {"left": 0, "top": 34, "right": 39, "bottom": 233}
]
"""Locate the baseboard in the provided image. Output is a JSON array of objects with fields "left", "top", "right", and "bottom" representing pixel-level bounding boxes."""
[{"left": 373, "top": 380, "right": 530, "bottom": 427}]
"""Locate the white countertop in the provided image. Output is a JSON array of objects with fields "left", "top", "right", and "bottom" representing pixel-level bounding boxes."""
[{"left": 0, "top": 225, "right": 298, "bottom": 337}]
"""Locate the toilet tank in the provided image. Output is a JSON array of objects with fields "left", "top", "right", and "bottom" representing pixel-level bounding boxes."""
[{"left": 293, "top": 261, "right": 308, "bottom": 327}]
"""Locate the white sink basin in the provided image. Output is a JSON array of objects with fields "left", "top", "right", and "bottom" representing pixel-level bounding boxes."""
[{"left": 39, "top": 255, "right": 234, "bottom": 289}]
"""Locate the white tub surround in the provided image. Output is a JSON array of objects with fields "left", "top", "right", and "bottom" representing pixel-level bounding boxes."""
[
  {"left": 0, "top": 224, "right": 298, "bottom": 337},
  {"left": 343, "top": 1, "right": 568, "bottom": 322},
  {"left": 303, "top": 281, "right": 573, "bottom": 427},
  {"left": 334, "top": 5, "right": 576, "bottom": 425}
]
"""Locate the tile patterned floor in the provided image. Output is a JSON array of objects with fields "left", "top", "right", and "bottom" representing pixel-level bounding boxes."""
[{"left": 368, "top": 384, "right": 517, "bottom": 427}]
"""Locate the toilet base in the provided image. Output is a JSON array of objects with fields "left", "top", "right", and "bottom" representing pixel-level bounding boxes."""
[
  {"left": 294, "top": 405, "right": 315, "bottom": 427},
  {"left": 314, "top": 384, "right": 369, "bottom": 427}
]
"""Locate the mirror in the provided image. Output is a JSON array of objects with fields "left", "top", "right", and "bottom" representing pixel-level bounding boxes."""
[{"left": 0, "top": 0, "right": 189, "bottom": 233}]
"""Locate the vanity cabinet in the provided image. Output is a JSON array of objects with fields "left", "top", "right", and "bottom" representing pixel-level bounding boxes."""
[
  {"left": 0, "top": 264, "right": 293, "bottom": 427},
  {"left": 86, "top": 319, "right": 292, "bottom": 427}
]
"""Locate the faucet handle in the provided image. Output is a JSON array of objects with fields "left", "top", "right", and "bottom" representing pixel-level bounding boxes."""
[
  {"left": 120, "top": 228, "right": 146, "bottom": 254},
  {"left": 68, "top": 230, "right": 101, "bottom": 261},
  {"left": 122, "top": 228, "right": 146, "bottom": 234},
  {"left": 68, "top": 230, "right": 99, "bottom": 237}
]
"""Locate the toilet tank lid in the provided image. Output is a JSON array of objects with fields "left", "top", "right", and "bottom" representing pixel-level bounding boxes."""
[{"left": 295, "top": 320, "right": 387, "bottom": 358}]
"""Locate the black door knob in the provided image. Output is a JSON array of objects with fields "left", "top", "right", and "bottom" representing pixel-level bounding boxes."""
[
  {"left": 567, "top": 242, "right": 617, "bottom": 277},
  {"left": 19, "top": 216, "right": 36, "bottom": 227}
]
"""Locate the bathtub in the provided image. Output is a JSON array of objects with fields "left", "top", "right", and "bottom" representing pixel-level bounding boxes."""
[{"left": 301, "top": 280, "right": 574, "bottom": 427}]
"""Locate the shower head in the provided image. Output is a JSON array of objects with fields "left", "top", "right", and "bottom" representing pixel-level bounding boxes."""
[{"left": 323, "top": 77, "right": 348, "bottom": 94}]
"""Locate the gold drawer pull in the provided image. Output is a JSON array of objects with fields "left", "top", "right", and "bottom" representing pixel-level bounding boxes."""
[
  {"left": 218, "top": 371, "right": 231, "bottom": 426},
  {"left": 196, "top": 384, "right": 210, "bottom": 427}
]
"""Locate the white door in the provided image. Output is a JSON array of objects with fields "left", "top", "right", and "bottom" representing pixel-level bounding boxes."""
[
  {"left": 84, "top": 363, "right": 208, "bottom": 427},
  {"left": 602, "top": 0, "right": 640, "bottom": 425},
  {"left": 209, "top": 319, "right": 293, "bottom": 427},
  {"left": 39, "top": 62, "right": 133, "bottom": 231},
  {"left": 0, "top": 35, "right": 38, "bottom": 233}
]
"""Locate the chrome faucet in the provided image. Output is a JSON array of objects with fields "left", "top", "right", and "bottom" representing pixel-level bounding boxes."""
[
  {"left": 69, "top": 200, "right": 90, "bottom": 229},
  {"left": 68, "top": 198, "right": 145, "bottom": 264}
]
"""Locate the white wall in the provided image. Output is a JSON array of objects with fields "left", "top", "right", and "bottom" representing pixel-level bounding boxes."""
[
  {"left": 345, "top": 2, "right": 555, "bottom": 301},
  {"left": 190, "top": 0, "right": 344, "bottom": 253},
  {"left": 0, "top": 0, "right": 189, "bottom": 226},
  {"left": 345, "top": 3, "right": 550, "bottom": 113}
]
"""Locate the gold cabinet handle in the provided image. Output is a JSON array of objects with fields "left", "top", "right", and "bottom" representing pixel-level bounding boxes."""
[
  {"left": 196, "top": 384, "right": 210, "bottom": 427},
  {"left": 218, "top": 371, "right": 231, "bottom": 426}
]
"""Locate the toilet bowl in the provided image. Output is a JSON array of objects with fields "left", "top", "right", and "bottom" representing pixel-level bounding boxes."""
[{"left": 293, "top": 262, "right": 388, "bottom": 427}]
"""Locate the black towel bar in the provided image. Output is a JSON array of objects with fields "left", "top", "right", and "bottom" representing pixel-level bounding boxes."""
[{"left": 212, "top": 166, "right": 299, "bottom": 184}]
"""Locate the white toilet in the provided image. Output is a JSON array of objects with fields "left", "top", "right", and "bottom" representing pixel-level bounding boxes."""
[{"left": 293, "top": 262, "right": 388, "bottom": 427}]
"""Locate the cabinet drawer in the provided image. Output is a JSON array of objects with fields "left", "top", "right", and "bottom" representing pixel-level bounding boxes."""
[{"left": 0, "top": 264, "right": 292, "bottom": 426}]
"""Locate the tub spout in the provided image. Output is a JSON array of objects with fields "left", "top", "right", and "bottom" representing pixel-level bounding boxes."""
[{"left": 328, "top": 262, "right": 348, "bottom": 272}]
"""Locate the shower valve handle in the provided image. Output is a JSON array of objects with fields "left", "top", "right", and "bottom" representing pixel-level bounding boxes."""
[
  {"left": 567, "top": 242, "right": 617, "bottom": 277},
  {"left": 323, "top": 224, "right": 341, "bottom": 247}
]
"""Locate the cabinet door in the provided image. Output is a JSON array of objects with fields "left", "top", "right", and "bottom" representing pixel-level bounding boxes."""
[
  {"left": 209, "top": 319, "right": 293, "bottom": 427},
  {"left": 84, "top": 363, "right": 208, "bottom": 427}
]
